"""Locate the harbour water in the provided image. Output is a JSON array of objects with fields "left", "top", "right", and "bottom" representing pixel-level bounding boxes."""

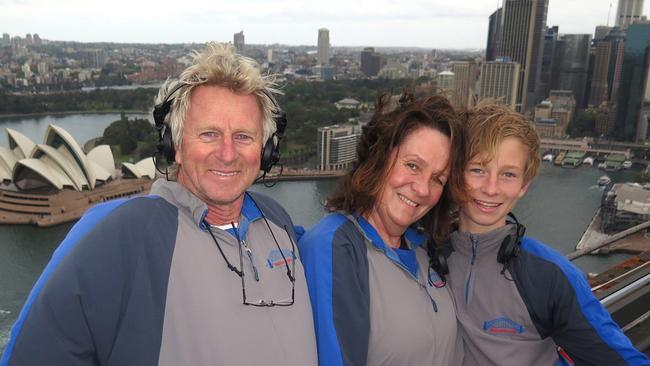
[{"left": 0, "top": 114, "right": 641, "bottom": 353}]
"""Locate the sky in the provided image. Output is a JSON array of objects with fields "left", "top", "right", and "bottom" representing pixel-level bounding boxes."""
[{"left": 1, "top": 0, "right": 648, "bottom": 49}]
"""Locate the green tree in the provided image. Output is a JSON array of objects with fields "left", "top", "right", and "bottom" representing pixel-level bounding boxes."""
[{"left": 567, "top": 111, "right": 597, "bottom": 138}]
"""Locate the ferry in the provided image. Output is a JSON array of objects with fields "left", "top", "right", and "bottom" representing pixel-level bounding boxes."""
[
  {"left": 543, "top": 154, "right": 554, "bottom": 162},
  {"left": 597, "top": 175, "right": 612, "bottom": 186},
  {"left": 623, "top": 160, "right": 633, "bottom": 169},
  {"left": 583, "top": 157, "right": 594, "bottom": 166}
]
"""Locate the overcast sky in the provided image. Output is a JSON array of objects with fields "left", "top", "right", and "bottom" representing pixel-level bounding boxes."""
[{"left": 1, "top": 0, "right": 646, "bottom": 49}]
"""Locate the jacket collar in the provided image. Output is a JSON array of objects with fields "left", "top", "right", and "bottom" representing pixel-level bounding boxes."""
[
  {"left": 150, "top": 179, "right": 262, "bottom": 232},
  {"left": 450, "top": 224, "right": 517, "bottom": 258}
]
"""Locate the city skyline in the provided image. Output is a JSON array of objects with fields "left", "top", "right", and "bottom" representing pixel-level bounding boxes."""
[{"left": 2, "top": 0, "right": 649, "bottom": 49}]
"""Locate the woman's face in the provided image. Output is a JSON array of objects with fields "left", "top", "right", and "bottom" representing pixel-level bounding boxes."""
[{"left": 368, "top": 125, "right": 451, "bottom": 239}]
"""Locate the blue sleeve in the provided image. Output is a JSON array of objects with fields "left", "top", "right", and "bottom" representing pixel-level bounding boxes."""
[
  {"left": 516, "top": 238, "right": 650, "bottom": 366},
  {"left": 298, "top": 214, "right": 370, "bottom": 366},
  {"left": 1, "top": 196, "right": 177, "bottom": 366}
]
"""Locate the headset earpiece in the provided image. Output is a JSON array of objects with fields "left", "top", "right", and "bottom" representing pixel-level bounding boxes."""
[
  {"left": 259, "top": 97, "right": 287, "bottom": 174},
  {"left": 153, "top": 83, "right": 185, "bottom": 165},
  {"left": 496, "top": 213, "right": 526, "bottom": 264}
]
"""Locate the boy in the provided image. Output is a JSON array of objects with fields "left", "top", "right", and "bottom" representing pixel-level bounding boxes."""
[{"left": 442, "top": 104, "right": 649, "bottom": 365}]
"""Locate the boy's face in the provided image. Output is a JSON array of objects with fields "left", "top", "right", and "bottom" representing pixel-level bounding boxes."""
[{"left": 459, "top": 137, "right": 531, "bottom": 234}]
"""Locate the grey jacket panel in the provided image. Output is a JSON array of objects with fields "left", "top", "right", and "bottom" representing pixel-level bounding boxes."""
[
  {"left": 447, "top": 226, "right": 557, "bottom": 366},
  {"left": 156, "top": 181, "right": 317, "bottom": 366}
]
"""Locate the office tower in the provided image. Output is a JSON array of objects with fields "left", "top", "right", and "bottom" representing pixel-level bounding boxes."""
[
  {"left": 233, "top": 30, "right": 245, "bottom": 53},
  {"left": 596, "top": 102, "right": 617, "bottom": 135},
  {"left": 438, "top": 71, "right": 456, "bottom": 102},
  {"left": 615, "top": 22, "right": 650, "bottom": 141},
  {"left": 451, "top": 61, "right": 479, "bottom": 108},
  {"left": 361, "top": 47, "right": 381, "bottom": 77},
  {"left": 606, "top": 28, "right": 626, "bottom": 103},
  {"left": 33, "top": 33, "right": 41, "bottom": 46},
  {"left": 25, "top": 34, "right": 32, "bottom": 45},
  {"left": 551, "top": 34, "right": 591, "bottom": 108},
  {"left": 533, "top": 91, "right": 576, "bottom": 138},
  {"left": 594, "top": 26, "right": 612, "bottom": 41},
  {"left": 317, "top": 28, "right": 330, "bottom": 65},
  {"left": 499, "top": 0, "right": 549, "bottom": 113},
  {"left": 616, "top": 0, "right": 645, "bottom": 30},
  {"left": 486, "top": 7, "right": 503, "bottom": 61},
  {"left": 478, "top": 59, "right": 521, "bottom": 109},
  {"left": 1, "top": 33, "right": 9, "bottom": 47},
  {"left": 317, "top": 124, "right": 359, "bottom": 171},
  {"left": 590, "top": 40, "right": 613, "bottom": 107},
  {"left": 540, "top": 26, "right": 559, "bottom": 100}
]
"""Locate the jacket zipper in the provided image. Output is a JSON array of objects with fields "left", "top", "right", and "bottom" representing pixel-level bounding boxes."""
[
  {"left": 241, "top": 240, "right": 260, "bottom": 282},
  {"left": 372, "top": 245, "right": 438, "bottom": 312},
  {"left": 464, "top": 236, "right": 478, "bottom": 304}
]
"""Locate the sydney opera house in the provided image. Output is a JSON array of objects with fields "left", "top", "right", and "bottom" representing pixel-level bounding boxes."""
[{"left": 0, "top": 125, "right": 155, "bottom": 226}]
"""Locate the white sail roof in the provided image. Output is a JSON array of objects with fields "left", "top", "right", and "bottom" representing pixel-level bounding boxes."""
[{"left": 6, "top": 128, "right": 35, "bottom": 159}]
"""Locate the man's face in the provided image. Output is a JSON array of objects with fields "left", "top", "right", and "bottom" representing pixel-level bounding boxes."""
[
  {"left": 458, "top": 137, "right": 531, "bottom": 234},
  {"left": 175, "top": 85, "right": 263, "bottom": 211}
]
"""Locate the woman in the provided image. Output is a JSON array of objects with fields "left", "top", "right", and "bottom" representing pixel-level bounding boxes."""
[{"left": 298, "top": 91, "right": 464, "bottom": 366}]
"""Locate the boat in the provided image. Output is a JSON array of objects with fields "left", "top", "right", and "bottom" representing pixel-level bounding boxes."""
[
  {"left": 597, "top": 176, "right": 612, "bottom": 186},
  {"left": 543, "top": 154, "right": 554, "bottom": 162},
  {"left": 583, "top": 157, "right": 594, "bottom": 166},
  {"left": 598, "top": 162, "right": 607, "bottom": 169},
  {"left": 622, "top": 160, "right": 633, "bottom": 169},
  {"left": 554, "top": 151, "right": 567, "bottom": 166}
]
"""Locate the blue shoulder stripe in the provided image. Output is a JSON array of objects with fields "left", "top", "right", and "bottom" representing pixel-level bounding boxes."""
[
  {"left": 520, "top": 237, "right": 648, "bottom": 365},
  {"left": 0, "top": 197, "right": 140, "bottom": 365},
  {"left": 298, "top": 213, "right": 347, "bottom": 366}
]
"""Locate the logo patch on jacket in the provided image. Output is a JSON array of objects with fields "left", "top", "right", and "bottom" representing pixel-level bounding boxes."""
[
  {"left": 483, "top": 317, "right": 525, "bottom": 335},
  {"left": 266, "top": 248, "right": 295, "bottom": 269}
]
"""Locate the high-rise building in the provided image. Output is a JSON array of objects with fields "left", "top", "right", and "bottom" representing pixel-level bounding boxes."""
[
  {"left": 438, "top": 71, "right": 456, "bottom": 102},
  {"left": 550, "top": 34, "right": 591, "bottom": 108},
  {"left": 233, "top": 30, "right": 245, "bottom": 53},
  {"left": 317, "top": 28, "right": 330, "bottom": 65},
  {"left": 25, "top": 34, "right": 32, "bottom": 45},
  {"left": 540, "top": 26, "right": 559, "bottom": 100},
  {"left": 606, "top": 28, "right": 627, "bottom": 103},
  {"left": 317, "top": 124, "right": 359, "bottom": 171},
  {"left": 616, "top": 0, "right": 645, "bottom": 30},
  {"left": 615, "top": 22, "right": 650, "bottom": 141},
  {"left": 499, "top": 0, "right": 549, "bottom": 113},
  {"left": 33, "top": 33, "right": 41, "bottom": 46},
  {"left": 594, "top": 26, "right": 612, "bottom": 41},
  {"left": 486, "top": 7, "right": 503, "bottom": 61},
  {"left": 1, "top": 33, "right": 9, "bottom": 47},
  {"left": 478, "top": 59, "right": 521, "bottom": 109},
  {"left": 360, "top": 47, "right": 381, "bottom": 77},
  {"left": 451, "top": 61, "right": 479, "bottom": 108},
  {"left": 589, "top": 40, "right": 613, "bottom": 107}
]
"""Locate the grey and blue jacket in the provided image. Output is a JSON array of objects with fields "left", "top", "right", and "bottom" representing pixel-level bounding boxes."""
[
  {"left": 1, "top": 179, "right": 317, "bottom": 366},
  {"left": 446, "top": 224, "right": 649, "bottom": 366},
  {"left": 298, "top": 213, "right": 462, "bottom": 366}
]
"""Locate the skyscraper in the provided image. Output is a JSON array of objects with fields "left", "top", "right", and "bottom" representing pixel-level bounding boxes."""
[
  {"left": 539, "top": 26, "right": 559, "bottom": 100},
  {"left": 361, "top": 47, "right": 382, "bottom": 77},
  {"left": 233, "top": 30, "right": 245, "bottom": 53},
  {"left": 317, "top": 28, "right": 330, "bottom": 65},
  {"left": 589, "top": 40, "right": 613, "bottom": 107},
  {"left": 551, "top": 34, "right": 591, "bottom": 108},
  {"left": 615, "top": 22, "right": 650, "bottom": 141},
  {"left": 478, "top": 59, "right": 521, "bottom": 109},
  {"left": 317, "top": 124, "right": 359, "bottom": 171},
  {"left": 616, "top": 0, "right": 645, "bottom": 30},
  {"left": 499, "top": 0, "right": 549, "bottom": 113},
  {"left": 486, "top": 7, "right": 503, "bottom": 61},
  {"left": 451, "top": 61, "right": 479, "bottom": 108}
]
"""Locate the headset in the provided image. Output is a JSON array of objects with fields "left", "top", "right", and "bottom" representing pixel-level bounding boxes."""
[
  {"left": 430, "top": 212, "right": 526, "bottom": 284},
  {"left": 152, "top": 82, "right": 287, "bottom": 175}
]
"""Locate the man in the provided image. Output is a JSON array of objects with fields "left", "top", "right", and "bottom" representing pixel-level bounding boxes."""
[
  {"left": 1, "top": 42, "right": 317, "bottom": 366},
  {"left": 442, "top": 104, "right": 649, "bottom": 365}
]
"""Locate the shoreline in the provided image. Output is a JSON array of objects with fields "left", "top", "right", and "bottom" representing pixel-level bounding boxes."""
[{"left": 0, "top": 110, "right": 150, "bottom": 119}]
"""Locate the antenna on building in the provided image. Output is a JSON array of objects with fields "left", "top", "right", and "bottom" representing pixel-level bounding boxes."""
[{"left": 607, "top": 1, "right": 612, "bottom": 26}]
